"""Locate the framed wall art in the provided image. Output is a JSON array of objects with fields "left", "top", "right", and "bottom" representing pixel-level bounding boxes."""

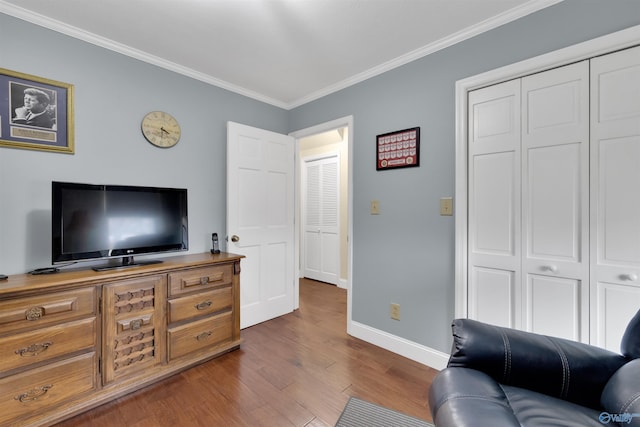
[
  {"left": 376, "top": 127, "right": 419, "bottom": 170},
  {"left": 0, "top": 67, "right": 74, "bottom": 154}
]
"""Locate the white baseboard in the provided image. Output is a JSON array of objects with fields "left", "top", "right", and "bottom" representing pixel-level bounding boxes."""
[
  {"left": 338, "top": 278, "right": 348, "bottom": 289},
  {"left": 348, "top": 320, "right": 449, "bottom": 371}
]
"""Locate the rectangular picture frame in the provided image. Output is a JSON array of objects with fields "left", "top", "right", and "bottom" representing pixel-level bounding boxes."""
[
  {"left": 0, "top": 67, "right": 74, "bottom": 154},
  {"left": 376, "top": 126, "right": 420, "bottom": 171}
]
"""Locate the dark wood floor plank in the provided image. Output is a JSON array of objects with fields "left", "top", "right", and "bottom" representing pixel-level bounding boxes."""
[{"left": 55, "top": 279, "right": 437, "bottom": 426}]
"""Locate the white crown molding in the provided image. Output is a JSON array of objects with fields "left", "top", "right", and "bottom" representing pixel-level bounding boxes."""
[
  {"left": 287, "top": 0, "right": 564, "bottom": 109},
  {"left": 0, "top": 0, "right": 289, "bottom": 109},
  {"left": 0, "top": 0, "right": 562, "bottom": 110}
]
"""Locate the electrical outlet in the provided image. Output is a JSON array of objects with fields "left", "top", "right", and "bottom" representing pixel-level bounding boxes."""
[{"left": 390, "top": 303, "right": 400, "bottom": 320}]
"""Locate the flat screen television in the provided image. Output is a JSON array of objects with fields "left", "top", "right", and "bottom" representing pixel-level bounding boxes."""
[{"left": 52, "top": 181, "right": 188, "bottom": 271}]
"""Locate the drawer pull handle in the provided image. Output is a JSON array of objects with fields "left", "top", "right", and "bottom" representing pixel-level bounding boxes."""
[
  {"left": 15, "top": 342, "right": 53, "bottom": 357},
  {"left": 200, "top": 276, "right": 209, "bottom": 285},
  {"left": 15, "top": 384, "right": 53, "bottom": 403},
  {"left": 130, "top": 319, "right": 143, "bottom": 330},
  {"left": 25, "top": 306, "right": 45, "bottom": 321},
  {"left": 196, "top": 331, "right": 212, "bottom": 341},
  {"left": 195, "top": 300, "right": 213, "bottom": 310}
]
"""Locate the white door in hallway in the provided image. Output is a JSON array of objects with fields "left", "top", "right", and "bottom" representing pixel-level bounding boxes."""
[
  {"left": 302, "top": 153, "right": 340, "bottom": 285},
  {"left": 227, "top": 122, "right": 295, "bottom": 329}
]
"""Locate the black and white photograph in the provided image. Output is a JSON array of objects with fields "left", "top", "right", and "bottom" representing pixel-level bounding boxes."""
[{"left": 0, "top": 67, "right": 74, "bottom": 153}]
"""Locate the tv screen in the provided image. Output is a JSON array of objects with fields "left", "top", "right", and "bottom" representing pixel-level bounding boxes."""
[{"left": 52, "top": 182, "right": 188, "bottom": 269}]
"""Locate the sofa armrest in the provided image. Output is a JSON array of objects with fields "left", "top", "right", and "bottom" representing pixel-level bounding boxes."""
[
  {"left": 447, "top": 319, "right": 627, "bottom": 409},
  {"left": 601, "top": 359, "right": 640, "bottom": 426}
]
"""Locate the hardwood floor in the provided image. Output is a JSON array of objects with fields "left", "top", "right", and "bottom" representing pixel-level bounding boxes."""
[{"left": 56, "top": 279, "right": 438, "bottom": 426}]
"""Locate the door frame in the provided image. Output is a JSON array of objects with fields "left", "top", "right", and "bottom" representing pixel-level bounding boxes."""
[
  {"left": 455, "top": 25, "right": 640, "bottom": 319},
  {"left": 289, "top": 115, "right": 354, "bottom": 330}
]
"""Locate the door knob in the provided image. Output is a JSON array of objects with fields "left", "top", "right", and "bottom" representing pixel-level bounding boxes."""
[
  {"left": 620, "top": 273, "right": 638, "bottom": 281},
  {"left": 231, "top": 235, "right": 240, "bottom": 242},
  {"left": 541, "top": 265, "right": 558, "bottom": 273}
]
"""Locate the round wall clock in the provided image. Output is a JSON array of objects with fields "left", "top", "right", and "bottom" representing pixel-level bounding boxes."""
[{"left": 141, "top": 111, "right": 181, "bottom": 148}]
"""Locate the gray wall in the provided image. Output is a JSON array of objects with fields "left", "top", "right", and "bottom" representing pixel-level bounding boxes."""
[
  {"left": 1, "top": 0, "right": 640, "bottom": 357},
  {"left": 0, "top": 13, "right": 288, "bottom": 274},
  {"left": 288, "top": 0, "right": 640, "bottom": 352}
]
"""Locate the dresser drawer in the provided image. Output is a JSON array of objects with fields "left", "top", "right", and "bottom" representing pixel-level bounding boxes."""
[
  {"left": 168, "top": 264, "right": 233, "bottom": 297},
  {"left": 167, "top": 312, "right": 232, "bottom": 361},
  {"left": 0, "top": 317, "right": 96, "bottom": 376},
  {"left": 168, "top": 285, "right": 232, "bottom": 324},
  {"left": 0, "top": 352, "right": 96, "bottom": 426},
  {"left": 0, "top": 287, "right": 96, "bottom": 334}
]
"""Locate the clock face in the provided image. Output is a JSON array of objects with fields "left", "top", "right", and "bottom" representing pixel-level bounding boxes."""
[{"left": 141, "top": 111, "right": 181, "bottom": 148}]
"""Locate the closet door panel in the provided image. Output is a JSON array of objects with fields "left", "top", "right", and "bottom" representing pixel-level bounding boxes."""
[
  {"left": 591, "top": 45, "right": 640, "bottom": 350},
  {"left": 526, "top": 143, "right": 582, "bottom": 264},
  {"left": 595, "top": 281, "right": 640, "bottom": 352},
  {"left": 525, "top": 274, "right": 582, "bottom": 340},
  {"left": 597, "top": 137, "right": 640, "bottom": 265},
  {"left": 471, "top": 152, "right": 517, "bottom": 258},
  {"left": 468, "top": 80, "right": 521, "bottom": 328},
  {"left": 522, "top": 61, "right": 590, "bottom": 342},
  {"left": 468, "top": 267, "right": 515, "bottom": 328},
  {"left": 470, "top": 80, "right": 520, "bottom": 152}
]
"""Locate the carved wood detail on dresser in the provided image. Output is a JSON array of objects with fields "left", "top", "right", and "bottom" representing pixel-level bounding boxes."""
[{"left": 0, "top": 252, "right": 243, "bottom": 426}]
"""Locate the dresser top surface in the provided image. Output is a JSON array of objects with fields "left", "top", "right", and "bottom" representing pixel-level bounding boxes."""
[{"left": 0, "top": 252, "right": 244, "bottom": 297}]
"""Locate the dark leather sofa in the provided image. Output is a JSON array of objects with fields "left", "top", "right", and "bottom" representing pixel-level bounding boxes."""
[{"left": 429, "top": 310, "right": 640, "bottom": 426}]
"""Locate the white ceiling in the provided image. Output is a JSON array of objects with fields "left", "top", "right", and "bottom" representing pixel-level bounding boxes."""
[{"left": 0, "top": 0, "right": 560, "bottom": 109}]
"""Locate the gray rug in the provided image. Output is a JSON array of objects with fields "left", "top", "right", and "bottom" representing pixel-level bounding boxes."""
[{"left": 335, "top": 396, "right": 434, "bottom": 427}]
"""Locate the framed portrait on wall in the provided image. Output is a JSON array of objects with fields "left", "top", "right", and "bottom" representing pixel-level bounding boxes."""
[{"left": 0, "top": 67, "right": 74, "bottom": 154}]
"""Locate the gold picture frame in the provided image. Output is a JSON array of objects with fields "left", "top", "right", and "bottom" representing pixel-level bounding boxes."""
[{"left": 0, "top": 67, "right": 74, "bottom": 154}]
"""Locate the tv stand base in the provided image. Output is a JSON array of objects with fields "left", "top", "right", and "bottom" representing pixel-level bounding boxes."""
[{"left": 92, "top": 259, "right": 162, "bottom": 272}]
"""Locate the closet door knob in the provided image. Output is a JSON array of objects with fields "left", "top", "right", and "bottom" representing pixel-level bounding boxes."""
[
  {"left": 541, "top": 265, "right": 558, "bottom": 273},
  {"left": 620, "top": 273, "right": 638, "bottom": 282}
]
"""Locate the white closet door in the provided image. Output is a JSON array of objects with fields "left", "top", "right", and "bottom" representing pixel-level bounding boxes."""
[
  {"left": 302, "top": 154, "right": 340, "bottom": 285},
  {"left": 467, "top": 79, "right": 522, "bottom": 328},
  {"left": 591, "top": 45, "right": 640, "bottom": 351},
  {"left": 521, "top": 61, "right": 590, "bottom": 341}
]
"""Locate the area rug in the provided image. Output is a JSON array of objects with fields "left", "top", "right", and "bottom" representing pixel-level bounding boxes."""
[{"left": 335, "top": 396, "right": 434, "bottom": 427}]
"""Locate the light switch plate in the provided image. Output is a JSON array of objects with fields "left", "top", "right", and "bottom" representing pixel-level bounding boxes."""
[
  {"left": 370, "top": 200, "right": 380, "bottom": 215},
  {"left": 440, "top": 197, "right": 453, "bottom": 216}
]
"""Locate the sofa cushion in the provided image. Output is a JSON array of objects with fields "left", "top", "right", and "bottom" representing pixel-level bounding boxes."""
[
  {"left": 502, "top": 385, "right": 603, "bottom": 427},
  {"left": 429, "top": 368, "right": 520, "bottom": 427},
  {"left": 621, "top": 309, "right": 640, "bottom": 359},
  {"left": 601, "top": 359, "right": 640, "bottom": 427},
  {"left": 430, "top": 367, "right": 604, "bottom": 427}
]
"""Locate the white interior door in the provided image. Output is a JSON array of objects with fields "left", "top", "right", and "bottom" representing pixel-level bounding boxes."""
[
  {"left": 468, "top": 61, "right": 590, "bottom": 341},
  {"left": 467, "top": 79, "right": 522, "bottom": 329},
  {"left": 590, "top": 45, "right": 640, "bottom": 351},
  {"left": 521, "top": 61, "right": 589, "bottom": 342},
  {"left": 302, "top": 153, "right": 340, "bottom": 285},
  {"left": 227, "top": 121, "right": 295, "bottom": 329}
]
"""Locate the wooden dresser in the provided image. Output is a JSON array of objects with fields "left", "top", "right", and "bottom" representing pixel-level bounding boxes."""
[{"left": 0, "top": 252, "right": 243, "bottom": 427}]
